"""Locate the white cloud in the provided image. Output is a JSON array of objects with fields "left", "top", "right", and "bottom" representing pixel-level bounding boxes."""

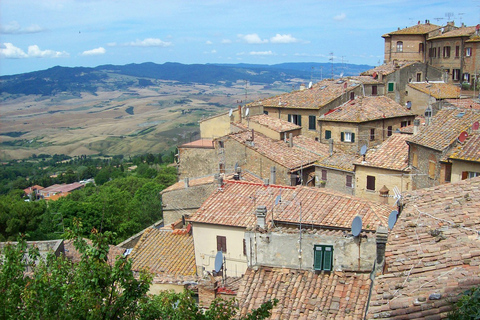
[
  {"left": 0, "top": 43, "right": 69, "bottom": 59},
  {"left": 270, "top": 34, "right": 299, "bottom": 44},
  {"left": 238, "top": 33, "right": 268, "bottom": 44},
  {"left": 222, "top": 39, "right": 232, "bottom": 44},
  {"left": 81, "top": 47, "right": 106, "bottom": 56},
  {"left": 0, "top": 21, "right": 44, "bottom": 34},
  {"left": 249, "top": 51, "right": 274, "bottom": 56},
  {"left": 124, "top": 38, "right": 172, "bottom": 47},
  {"left": 204, "top": 49, "right": 217, "bottom": 54},
  {"left": 206, "top": 40, "right": 213, "bottom": 45},
  {"left": 333, "top": 13, "right": 346, "bottom": 21}
]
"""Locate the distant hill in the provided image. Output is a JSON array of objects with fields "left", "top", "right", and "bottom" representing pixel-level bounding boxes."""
[{"left": 0, "top": 62, "right": 373, "bottom": 96}]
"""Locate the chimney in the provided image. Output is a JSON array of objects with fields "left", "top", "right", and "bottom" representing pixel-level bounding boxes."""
[
  {"left": 329, "top": 138, "right": 334, "bottom": 156},
  {"left": 300, "top": 83, "right": 306, "bottom": 91},
  {"left": 238, "top": 105, "right": 242, "bottom": 122},
  {"left": 379, "top": 185, "right": 390, "bottom": 205},
  {"left": 215, "top": 173, "right": 223, "bottom": 187},
  {"left": 256, "top": 205, "right": 267, "bottom": 229},
  {"left": 413, "top": 119, "right": 420, "bottom": 135},
  {"left": 263, "top": 178, "right": 269, "bottom": 186},
  {"left": 375, "top": 226, "right": 389, "bottom": 274},
  {"left": 289, "top": 133, "right": 293, "bottom": 148},
  {"left": 270, "top": 166, "right": 276, "bottom": 184},
  {"left": 184, "top": 178, "right": 189, "bottom": 189}
]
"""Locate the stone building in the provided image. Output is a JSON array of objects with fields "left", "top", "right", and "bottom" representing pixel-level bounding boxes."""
[
  {"left": 446, "top": 129, "right": 480, "bottom": 183},
  {"left": 177, "top": 139, "right": 216, "bottom": 179},
  {"left": 406, "top": 81, "right": 460, "bottom": 115},
  {"left": 314, "top": 147, "right": 357, "bottom": 195}
]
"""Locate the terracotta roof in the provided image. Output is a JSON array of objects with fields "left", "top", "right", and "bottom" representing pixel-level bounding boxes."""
[
  {"left": 382, "top": 23, "right": 441, "bottom": 37},
  {"left": 319, "top": 96, "right": 414, "bottom": 123},
  {"left": 23, "top": 185, "right": 44, "bottom": 194},
  {"left": 428, "top": 26, "right": 476, "bottom": 40},
  {"left": 407, "top": 108, "right": 480, "bottom": 151},
  {"left": 346, "top": 75, "right": 383, "bottom": 85},
  {"left": 248, "top": 114, "right": 301, "bottom": 132},
  {"left": 444, "top": 98, "right": 480, "bottom": 110},
  {"left": 39, "top": 182, "right": 83, "bottom": 195},
  {"left": 130, "top": 228, "right": 197, "bottom": 282},
  {"left": 237, "top": 267, "right": 371, "bottom": 319},
  {"left": 227, "top": 130, "right": 328, "bottom": 171},
  {"left": 63, "top": 239, "right": 126, "bottom": 267},
  {"left": 248, "top": 79, "right": 360, "bottom": 110},
  {"left": 316, "top": 151, "right": 357, "bottom": 172},
  {"left": 178, "top": 139, "right": 214, "bottom": 149},
  {"left": 367, "top": 177, "right": 480, "bottom": 319},
  {"left": 407, "top": 82, "right": 460, "bottom": 99},
  {"left": 449, "top": 131, "right": 480, "bottom": 162},
  {"left": 361, "top": 61, "right": 416, "bottom": 76},
  {"left": 188, "top": 181, "right": 390, "bottom": 232},
  {"left": 354, "top": 134, "right": 410, "bottom": 171}
]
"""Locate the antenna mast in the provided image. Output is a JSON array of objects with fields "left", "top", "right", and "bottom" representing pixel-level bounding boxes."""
[{"left": 329, "top": 52, "right": 334, "bottom": 79}]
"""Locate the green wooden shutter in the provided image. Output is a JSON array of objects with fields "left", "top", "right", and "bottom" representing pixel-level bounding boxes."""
[
  {"left": 314, "top": 246, "right": 323, "bottom": 270},
  {"left": 351, "top": 133, "right": 355, "bottom": 142},
  {"left": 298, "top": 115, "right": 302, "bottom": 126},
  {"left": 323, "top": 246, "right": 333, "bottom": 271},
  {"left": 288, "top": 114, "right": 292, "bottom": 122},
  {"left": 388, "top": 82, "right": 394, "bottom": 92},
  {"left": 340, "top": 132, "right": 344, "bottom": 142},
  {"left": 325, "top": 130, "right": 331, "bottom": 140}
]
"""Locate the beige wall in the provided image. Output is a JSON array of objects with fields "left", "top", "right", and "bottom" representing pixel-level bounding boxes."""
[
  {"left": 385, "top": 34, "right": 426, "bottom": 62},
  {"left": 148, "top": 283, "right": 185, "bottom": 295},
  {"left": 450, "top": 159, "right": 480, "bottom": 183},
  {"left": 355, "top": 165, "right": 412, "bottom": 205},
  {"left": 178, "top": 146, "right": 217, "bottom": 179},
  {"left": 405, "top": 86, "right": 431, "bottom": 115},
  {"left": 191, "top": 223, "right": 248, "bottom": 277},
  {"left": 200, "top": 113, "right": 232, "bottom": 139}
]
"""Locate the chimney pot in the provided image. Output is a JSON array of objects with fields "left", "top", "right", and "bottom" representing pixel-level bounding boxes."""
[
  {"left": 289, "top": 133, "right": 293, "bottom": 147},
  {"left": 413, "top": 119, "right": 420, "bottom": 135},
  {"left": 256, "top": 205, "right": 267, "bottom": 229},
  {"left": 184, "top": 178, "right": 189, "bottom": 188}
]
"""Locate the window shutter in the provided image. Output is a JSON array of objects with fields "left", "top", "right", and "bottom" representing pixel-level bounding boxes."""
[
  {"left": 217, "top": 236, "right": 226, "bottom": 253},
  {"left": 321, "top": 169, "right": 327, "bottom": 181},
  {"left": 323, "top": 246, "right": 333, "bottom": 271},
  {"left": 314, "top": 246, "right": 323, "bottom": 270},
  {"left": 341, "top": 132, "right": 344, "bottom": 142},
  {"left": 243, "top": 239, "right": 247, "bottom": 255},
  {"left": 366, "top": 175, "right": 375, "bottom": 191},
  {"left": 351, "top": 133, "right": 355, "bottom": 142},
  {"left": 325, "top": 130, "right": 331, "bottom": 140},
  {"left": 462, "top": 171, "right": 468, "bottom": 180},
  {"left": 288, "top": 114, "right": 291, "bottom": 122},
  {"left": 298, "top": 115, "right": 302, "bottom": 126},
  {"left": 346, "top": 175, "right": 352, "bottom": 187}
]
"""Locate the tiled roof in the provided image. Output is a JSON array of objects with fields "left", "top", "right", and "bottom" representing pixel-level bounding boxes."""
[
  {"left": 444, "top": 98, "right": 480, "bottom": 110},
  {"left": 130, "top": 228, "right": 197, "bottom": 281},
  {"left": 237, "top": 267, "right": 371, "bottom": 319},
  {"left": 361, "top": 61, "right": 416, "bottom": 76},
  {"left": 248, "top": 114, "right": 301, "bottom": 132},
  {"left": 320, "top": 96, "right": 414, "bottom": 123},
  {"left": 449, "top": 131, "right": 480, "bottom": 162},
  {"left": 382, "top": 23, "right": 441, "bottom": 37},
  {"left": 64, "top": 239, "right": 126, "bottom": 267},
  {"left": 354, "top": 134, "right": 410, "bottom": 171},
  {"left": 248, "top": 79, "right": 359, "bottom": 110},
  {"left": 407, "top": 82, "right": 460, "bottom": 99},
  {"left": 178, "top": 139, "right": 214, "bottom": 149},
  {"left": 428, "top": 26, "right": 476, "bottom": 40},
  {"left": 40, "top": 182, "right": 83, "bottom": 194},
  {"left": 407, "top": 108, "right": 480, "bottom": 151},
  {"left": 316, "top": 151, "right": 357, "bottom": 172},
  {"left": 346, "top": 75, "right": 383, "bottom": 85},
  {"left": 188, "top": 181, "right": 389, "bottom": 231},
  {"left": 367, "top": 177, "right": 480, "bottom": 319},
  {"left": 227, "top": 130, "right": 328, "bottom": 171}
]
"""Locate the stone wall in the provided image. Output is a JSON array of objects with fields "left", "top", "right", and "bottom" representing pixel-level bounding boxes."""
[
  {"left": 178, "top": 145, "right": 217, "bottom": 179},
  {"left": 315, "top": 166, "right": 355, "bottom": 195},
  {"left": 409, "top": 143, "right": 445, "bottom": 189}
]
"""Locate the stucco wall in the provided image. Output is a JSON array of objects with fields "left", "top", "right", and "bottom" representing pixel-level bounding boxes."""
[
  {"left": 191, "top": 223, "right": 248, "bottom": 277},
  {"left": 450, "top": 159, "right": 480, "bottom": 183},
  {"left": 385, "top": 34, "right": 426, "bottom": 62},
  {"left": 200, "top": 113, "right": 232, "bottom": 139},
  {"left": 245, "top": 230, "right": 377, "bottom": 272},
  {"left": 315, "top": 166, "right": 355, "bottom": 195},
  {"left": 178, "top": 146, "right": 217, "bottom": 179}
]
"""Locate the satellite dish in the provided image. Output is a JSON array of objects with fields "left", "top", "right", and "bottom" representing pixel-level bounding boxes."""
[
  {"left": 339, "top": 72, "right": 344, "bottom": 78},
  {"left": 308, "top": 81, "right": 313, "bottom": 89},
  {"left": 228, "top": 109, "right": 233, "bottom": 117},
  {"left": 458, "top": 131, "right": 468, "bottom": 143},
  {"left": 351, "top": 216, "right": 362, "bottom": 237},
  {"left": 388, "top": 210, "right": 398, "bottom": 230},
  {"left": 245, "top": 108, "right": 250, "bottom": 116},
  {"left": 275, "top": 195, "right": 281, "bottom": 205},
  {"left": 360, "top": 145, "right": 368, "bottom": 156},
  {"left": 214, "top": 251, "right": 223, "bottom": 273},
  {"left": 473, "top": 121, "right": 479, "bottom": 131}
]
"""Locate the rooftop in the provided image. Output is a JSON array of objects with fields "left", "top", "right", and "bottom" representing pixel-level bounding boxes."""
[
  {"left": 428, "top": 25, "right": 477, "bottom": 40},
  {"left": 382, "top": 23, "right": 441, "bottom": 37},
  {"left": 367, "top": 177, "right": 480, "bottom": 319},
  {"left": 354, "top": 133, "right": 410, "bottom": 171},
  {"left": 237, "top": 267, "right": 371, "bottom": 319},
  {"left": 248, "top": 79, "right": 360, "bottom": 110},
  {"left": 40, "top": 182, "right": 84, "bottom": 194},
  {"left": 188, "top": 180, "right": 390, "bottom": 232},
  {"left": 407, "top": 108, "right": 480, "bottom": 151},
  {"left": 319, "top": 96, "right": 414, "bottom": 123},
  {"left": 407, "top": 82, "right": 460, "bottom": 99},
  {"left": 248, "top": 114, "right": 301, "bottom": 133},
  {"left": 361, "top": 61, "right": 417, "bottom": 77},
  {"left": 444, "top": 98, "right": 480, "bottom": 110},
  {"left": 130, "top": 228, "right": 197, "bottom": 283},
  {"left": 448, "top": 131, "right": 480, "bottom": 163},
  {"left": 178, "top": 139, "right": 214, "bottom": 149},
  {"left": 316, "top": 151, "right": 357, "bottom": 172}
]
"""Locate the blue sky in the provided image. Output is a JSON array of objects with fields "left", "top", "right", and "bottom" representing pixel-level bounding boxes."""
[{"left": 0, "top": 0, "right": 478, "bottom": 76}]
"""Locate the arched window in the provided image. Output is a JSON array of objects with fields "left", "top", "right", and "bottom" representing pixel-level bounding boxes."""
[{"left": 396, "top": 41, "right": 403, "bottom": 52}]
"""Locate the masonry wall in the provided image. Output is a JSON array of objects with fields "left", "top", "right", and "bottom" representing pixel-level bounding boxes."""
[
  {"left": 409, "top": 143, "right": 445, "bottom": 189},
  {"left": 450, "top": 159, "right": 480, "bottom": 183},
  {"left": 319, "top": 122, "right": 359, "bottom": 153},
  {"left": 315, "top": 166, "right": 355, "bottom": 195},
  {"left": 178, "top": 146, "right": 217, "bottom": 179},
  {"left": 405, "top": 86, "right": 431, "bottom": 115},
  {"left": 200, "top": 113, "right": 232, "bottom": 139},
  {"left": 385, "top": 34, "right": 426, "bottom": 63},
  {"left": 161, "top": 183, "right": 217, "bottom": 225},
  {"left": 245, "top": 230, "right": 377, "bottom": 272}
]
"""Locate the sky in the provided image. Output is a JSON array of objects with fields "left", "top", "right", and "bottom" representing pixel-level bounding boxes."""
[{"left": 0, "top": 0, "right": 479, "bottom": 76}]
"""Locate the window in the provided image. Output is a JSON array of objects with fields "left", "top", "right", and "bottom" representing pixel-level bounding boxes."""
[
  {"left": 455, "top": 46, "right": 460, "bottom": 58},
  {"left": 218, "top": 141, "right": 224, "bottom": 148},
  {"left": 370, "top": 128, "right": 375, "bottom": 141},
  {"left": 466, "top": 47, "right": 472, "bottom": 57},
  {"left": 219, "top": 163, "right": 225, "bottom": 174},
  {"left": 406, "top": 101, "right": 412, "bottom": 109},
  {"left": 387, "top": 126, "right": 393, "bottom": 137},
  {"left": 313, "top": 245, "right": 333, "bottom": 271},
  {"left": 401, "top": 121, "right": 408, "bottom": 127},
  {"left": 350, "top": 91, "right": 355, "bottom": 100},
  {"left": 372, "top": 85, "right": 377, "bottom": 96},
  {"left": 463, "top": 73, "right": 470, "bottom": 82},
  {"left": 366, "top": 175, "right": 376, "bottom": 191},
  {"left": 288, "top": 114, "right": 301, "bottom": 126},
  {"left": 468, "top": 172, "right": 480, "bottom": 179},
  {"left": 263, "top": 110, "right": 269, "bottom": 115},
  {"left": 443, "top": 46, "right": 451, "bottom": 58},
  {"left": 341, "top": 132, "right": 355, "bottom": 143},
  {"left": 419, "top": 43, "right": 424, "bottom": 52},
  {"left": 428, "top": 154, "right": 436, "bottom": 179},
  {"left": 429, "top": 47, "right": 437, "bottom": 58},
  {"left": 243, "top": 239, "right": 247, "bottom": 255},
  {"left": 308, "top": 115, "right": 316, "bottom": 130},
  {"left": 416, "top": 72, "right": 422, "bottom": 82},
  {"left": 388, "top": 82, "right": 395, "bottom": 92},
  {"left": 453, "top": 69, "right": 460, "bottom": 81},
  {"left": 321, "top": 169, "right": 327, "bottom": 181},
  {"left": 396, "top": 41, "right": 403, "bottom": 52},
  {"left": 216, "top": 235, "right": 227, "bottom": 253},
  {"left": 412, "top": 150, "right": 418, "bottom": 168},
  {"left": 346, "top": 175, "right": 353, "bottom": 188},
  {"left": 325, "top": 130, "right": 331, "bottom": 140}
]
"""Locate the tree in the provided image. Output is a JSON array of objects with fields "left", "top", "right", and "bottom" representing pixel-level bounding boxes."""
[{"left": 449, "top": 286, "right": 480, "bottom": 319}]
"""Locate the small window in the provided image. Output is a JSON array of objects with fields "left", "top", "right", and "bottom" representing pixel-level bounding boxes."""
[
  {"left": 308, "top": 115, "right": 316, "bottom": 130},
  {"left": 401, "top": 121, "right": 408, "bottom": 128},
  {"left": 466, "top": 47, "right": 472, "bottom": 57},
  {"left": 416, "top": 73, "right": 422, "bottom": 82},
  {"left": 341, "top": 132, "right": 355, "bottom": 143},
  {"left": 396, "top": 41, "right": 403, "bottom": 52},
  {"left": 412, "top": 149, "right": 418, "bottom": 168},
  {"left": 350, "top": 91, "right": 355, "bottom": 100},
  {"left": 346, "top": 175, "right": 353, "bottom": 188},
  {"left": 455, "top": 45, "right": 460, "bottom": 58},
  {"left": 321, "top": 169, "right": 327, "bottom": 181},
  {"left": 428, "top": 154, "right": 436, "bottom": 179},
  {"left": 443, "top": 46, "right": 451, "bottom": 58},
  {"left": 314, "top": 245, "right": 333, "bottom": 271},
  {"left": 288, "top": 114, "right": 302, "bottom": 126},
  {"left": 366, "top": 175, "right": 376, "bottom": 191},
  {"left": 370, "top": 128, "right": 375, "bottom": 141},
  {"left": 372, "top": 85, "right": 377, "bottom": 96},
  {"left": 219, "top": 163, "right": 225, "bottom": 174},
  {"left": 218, "top": 141, "right": 224, "bottom": 148},
  {"left": 243, "top": 239, "right": 247, "bottom": 255},
  {"left": 263, "top": 110, "right": 269, "bottom": 115},
  {"left": 463, "top": 73, "right": 470, "bottom": 82},
  {"left": 468, "top": 172, "right": 480, "bottom": 179},
  {"left": 325, "top": 130, "right": 331, "bottom": 140},
  {"left": 217, "top": 235, "right": 227, "bottom": 253},
  {"left": 387, "top": 126, "right": 393, "bottom": 137},
  {"left": 406, "top": 101, "right": 412, "bottom": 109},
  {"left": 453, "top": 69, "right": 460, "bottom": 81},
  {"left": 388, "top": 82, "right": 395, "bottom": 92}
]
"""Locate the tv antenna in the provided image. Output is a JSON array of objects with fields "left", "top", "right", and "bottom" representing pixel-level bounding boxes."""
[
  {"left": 351, "top": 215, "right": 362, "bottom": 237},
  {"left": 445, "top": 12, "right": 454, "bottom": 22},
  {"left": 329, "top": 52, "right": 334, "bottom": 79}
]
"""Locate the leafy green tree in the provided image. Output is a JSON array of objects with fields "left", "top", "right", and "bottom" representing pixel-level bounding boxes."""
[{"left": 449, "top": 286, "right": 480, "bottom": 319}]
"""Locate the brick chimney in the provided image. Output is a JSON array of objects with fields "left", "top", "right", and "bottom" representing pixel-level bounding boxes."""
[
  {"left": 375, "top": 226, "right": 389, "bottom": 274},
  {"left": 413, "top": 119, "right": 420, "bottom": 135}
]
